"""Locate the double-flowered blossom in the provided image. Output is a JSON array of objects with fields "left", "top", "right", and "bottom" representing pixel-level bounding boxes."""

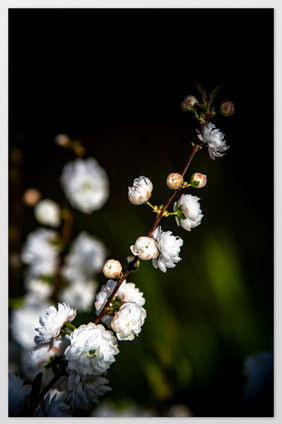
[
  {"left": 197, "top": 122, "right": 229, "bottom": 160},
  {"left": 34, "top": 392, "right": 72, "bottom": 417},
  {"left": 111, "top": 302, "right": 146, "bottom": 341},
  {"left": 64, "top": 323, "right": 119, "bottom": 376},
  {"left": 28, "top": 337, "right": 70, "bottom": 375},
  {"left": 21, "top": 228, "right": 60, "bottom": 278},
  {"left": 62, "top": 232, "right": 106, "bottom": 283},
  {"left": 130, "top": 236, "right": 159, "bottom": 260},
  {"left": 128, "top": 176, "right": 153, "bottom": 205},
  {"left": 65, "top": 371, "right": 111, "bottom": 411},
  {"left": 174, "top": 194, "right": 203, "bottom": 231},
  {"left": 95, "top": 279, "right": 145, "bottom": 327},
  {"left": 60, "top": 158, "right": 109, "bottom": 214},
  {"left": 34, "top": 199, "right": 61, "bottom": 228},
  {"left": 35, "top": 303, "right": 77, "bottom": 345},
  {"left": 151, "top": 226, "right": 183, "bottom": 273}
]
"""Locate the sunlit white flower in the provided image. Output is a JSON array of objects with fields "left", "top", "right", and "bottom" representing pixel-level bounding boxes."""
[
  {"left": 64, "top": 323, "right": 119, "bottom": 376},
  {"left": 35, "top": 303, "right": 76, "bottom": 345},
  {"left": 95, "top": 280, "right": 145, "bottom": 327},
  {"left": 9, "top": 373, "right": 32, "bottom": 416},
  {"left": 197, "top": 122, "right": 229, "bottom": 159},
  {"left": 65, "top": 371, "right": 111, "bottom": 411},
  {"left": 10, "top": 302, "right": 49, "bottom": 350},
  {"left": 60, "top": 279, "right": 98, "bottom": 312},
  {"left": 103, "top": 259, "right": 122, "bottom": 279},
  {"left": 34, "top": 392, "right": 72, "bottom": 417},
  {"left": 151, "top": 226, "right": 183, "bottom": 272},
  {"left": 128, "top": 176, "right": 153, "bottom": 205},
  {"left": 111, "top": 302, "right": 146, "bottom": 341},
  {"left": 21, "top": 228, "right": 60, "bottom": 278},
  {"left": 62, "top": 232, "right": 106, "bottom": 283},
  {"left": 130, "top": 236, "right": 159, "bottom": 260},
  {"left": 60, "top": 158, "right": 109, "bottom": 213},
  {"left": 34, "top": 199, "right": 61, "bottom": 228},
  {"left": 174, "top": 194, "right": 203, "bottom": 231}
]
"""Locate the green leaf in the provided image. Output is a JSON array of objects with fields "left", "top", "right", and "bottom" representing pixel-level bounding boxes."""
[
  {"left": 194, "top": 81, "right": 208, "bottom": 106},
  {"left": 208, "top": 84, "right": 223, "bottom": 107}
]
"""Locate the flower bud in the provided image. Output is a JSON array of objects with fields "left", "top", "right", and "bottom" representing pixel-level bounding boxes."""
[
  {"left": 103, "top": 259, "right": 123, "bottom": 279},
  {"left": 166, "top": 173, "right": 184, "bottom": 189},
  {"left": 128, "top": 176, "right": 153, "bottom": 205},
  {"left": 23, "top": 188, "right": 42, "bottom": 207},
  {"left": 130, "top": 237, "right": 159, "bottom": 260},
  {"left": 181, "top": 95, "right": 198, "bottom": 112},
  {"left": 219, "top": 101, "right": 235, "bottom": 117},
  {"left": 190, "top": 173, "right": 207, "bottom": 188},
  {"left": 34, "top": 199, "right": 61, "bottom": 227},
  {"left": 54, "top": 134, "right": 71, "bottom": 147}
]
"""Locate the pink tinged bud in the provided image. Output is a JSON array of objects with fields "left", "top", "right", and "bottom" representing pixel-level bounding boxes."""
[
  {"left": 130, "top": 236, "right": 159, "bottom": 261},
  {"left": 128, "top": 176, "right": 153, "bottom": 205},
  {"left": 190, "top": 173, "right": 207, "bottom": 188},
  {"left": 166, "top": 173, "right": 184, "bottom": 190},
  {"left": 54, "top": 134, "right": 71, "bottom": 147},
  {"left": 219, "top": 101, "right": 235, "bottom": 117},
  {"left": 181, "top": 95, "right": 198, "bottom": 111},
  {"left": 103, "top": 259, "right": 122, "bottom": 278},
  {"left": 23, "top": 188, "right": 42, "bottom": 206}
]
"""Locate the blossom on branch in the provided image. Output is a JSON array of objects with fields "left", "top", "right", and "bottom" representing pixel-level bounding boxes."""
[
  {"left": 151, "top": 226, "right": 183, "bottom": 272},
  {"left": 130, "top": 236, "right": 159, "bottom": 260},
  {"left": 174, "top": 194, "right": 203, "bottom": 231},
  {"left": 128, "top": 176, "right": 153, "bottom": 205},
  {"left": 64, "top": 323, "right": 119, "bottom": 376},
  {"left": 35, "top": 303, "right": 77, "bottom": 345},
  {"left": 34, "top": 199, "right": 61, "bottom": 228},
  {"left": 197, "top": 122, "right": 229, "bottom": 160},
  {"left": 60, "top": 158, "right": 109, "bottom": 213},
  {"left": 111, "top": 302, "right": 146, "bottom": 341}
]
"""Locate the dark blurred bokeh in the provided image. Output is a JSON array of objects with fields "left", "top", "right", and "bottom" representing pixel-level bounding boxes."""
[{"left": 9, "top": 8, "right": 273, "bottom": 417}]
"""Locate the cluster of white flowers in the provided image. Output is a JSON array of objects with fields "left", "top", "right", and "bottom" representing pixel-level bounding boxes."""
[
  {"left": 60, "top": 158, "right": 109, "bottom": 213},
  {"left": 95, "top": 279, "right": 146, "bottom": 340},
  {"left": 174, "top": 194, "right": 203, "bottom": 231}
]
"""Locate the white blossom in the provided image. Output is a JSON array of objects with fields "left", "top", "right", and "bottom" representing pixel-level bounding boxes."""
[
  {"left": 34, "top": 392, "right": 72, "bottom": 417},
  {"left": 151, "top": 226, "right": 183, "bottom": 272},
  {"left": 174, "top": 194, "right": 203, "bottom": 231},
  {"left": 111, "top": 302, "right": 146, "bottom": 341},
  {"left": 65, "top": 371, "right": 111, "bottom": 411},
  {"left": 95, "top": 280, "right": 145, "bottom": 328},
  {"left": 64, "top": 323, "right": 119, "bottom": 376},
  {"left": 10, "top": 302, "right": 49, "bottom": 350},
  {"left": 34, "top": 199, "right": 61, "bottom": 228},
  {"left": 28, "top": 337, "right": 70, "bottom": 375},
  {"left": 130, "top": 236, "right": 159, "bottom": 260},
  {"left": 197, "top": 122, "right": 229, "bottom": 159},
  {"left": 9, "top": 373, "right": 32, "bottom": 416},
  {"left": 35, "top": 303, "right": 77, "bottom": 345},
  {"left": 128, "top": 176, "right": 153, "bottom": 205},
  {"left": 60, "top": 279, "right": 98, "bottom": 312},
  {"left": 21, "top": 228, "right": 60, "bottom": 278},
  {"left": 60, "top": 158, "right": 109, "bottom": 213},
  {"left": 62, "top": 232, "right": 106, "bottom": 283}
]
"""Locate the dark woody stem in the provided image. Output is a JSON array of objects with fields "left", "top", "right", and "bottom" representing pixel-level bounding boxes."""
[{"left": 94, "top": 140, "right": 202, "bottom": 325}]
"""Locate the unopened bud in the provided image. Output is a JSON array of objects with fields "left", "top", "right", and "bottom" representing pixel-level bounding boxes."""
[
  {"left": 34, "top": 199, "right": 61, "bottom": 227},
  {"left": 219, "top": 101, "right": 235, "bottom": 117},
  {"left": 181, "top": 95, "right": 198, "bottom": 112},
  {"left": 103, "top": 259, "right": 123, "bottom": 279},
  {"left": 190, "top": 173, "right": 207, "bottom": 188},
  {"left": 128, "top": 176, "right": 153, "bottom": 205},
  {"left": 130, "top": 236, "right": 159, "bottom": 261},
  {"left": 54, "top": 134, "right": 71, "bottom": 147},
  {"left": 23, "top": 188, "right": 42, "bottom": 206},
  {"left": 166, "top": 173, "right": 183, "bottom": 189}
]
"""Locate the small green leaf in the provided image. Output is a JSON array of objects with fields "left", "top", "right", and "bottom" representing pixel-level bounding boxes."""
[
  {"left": 194, "top": 81, "right": 208, "bottom": 106},
  {"left": 208, "top": 84, "right": 223, "bottom": 107}
]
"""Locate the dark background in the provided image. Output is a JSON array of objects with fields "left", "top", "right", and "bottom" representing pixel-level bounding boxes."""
[{"left": 9, "top": 8, "right": 273, "bottom": 417}]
